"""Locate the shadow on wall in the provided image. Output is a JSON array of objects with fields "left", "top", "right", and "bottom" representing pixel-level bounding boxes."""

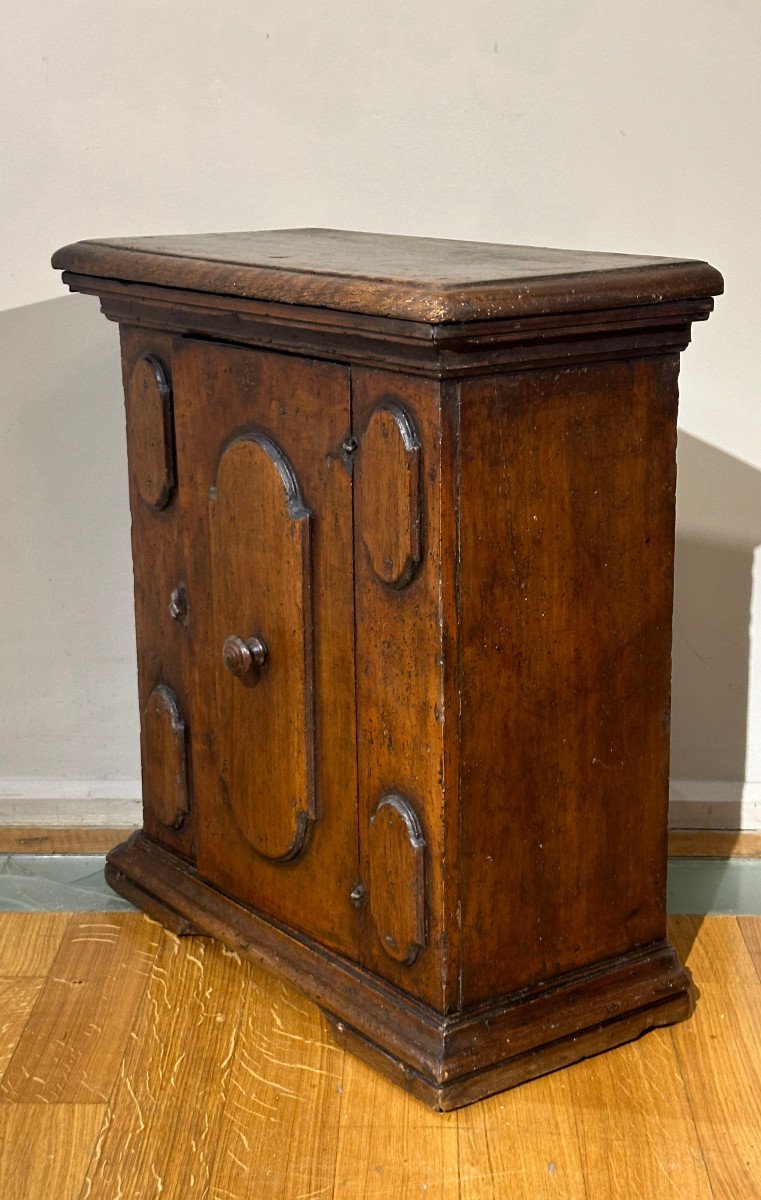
[
  {"left": 671, "top": 431, "right": 761, "bottom": 926},
  {"left": 0, "top": 293, "right": 140, "bottom": 788}
]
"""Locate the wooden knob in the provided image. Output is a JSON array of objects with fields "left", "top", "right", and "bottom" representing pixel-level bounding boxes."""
[{"left": 222, "top": 635, "right": 268, "bottom": 681}]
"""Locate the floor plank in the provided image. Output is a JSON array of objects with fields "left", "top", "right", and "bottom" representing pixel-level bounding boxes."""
[
  {"left": 668, "top": 914, "right": 760, "bottom": 986},
  {"left": 0, "top": 913, "right": 159, "bottom": 1103},
  {"left": 669, "top": 918, "right": 761, "bottom": 1200},
  {"left": 0, "top": 1103, "right": 106, "bottom": 1200},
  {"left": 0, "top": 977, "right": 44, "bottom": 1077},
  {"left": 334, "top": 1054, "right": 460, "bottom": 1200},
  {"left": 80, "top": 932, "right": 247, "bottom": 1199},
  {"left": 458, "top": 1070, "right": 586, "bottom": 1199},
  {"left": 568, "top": 1028, "right": 712, "bottom": 1198},
  {"left": 738, "top": 916, "right": 761, "bottom": 982},
  {"left": 208, "top": 968, "right": 344, "bottom": 1200},
  {"left": 671, "top": 977, "right": 761, "bottom": 1199},
  {"left": 0, "top": 912, "right": 70, "bottom": 976}
]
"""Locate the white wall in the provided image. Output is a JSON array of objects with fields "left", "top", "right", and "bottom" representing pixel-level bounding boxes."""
[{"left": 1, "top": 1, "right": 759, "bottom": 826}]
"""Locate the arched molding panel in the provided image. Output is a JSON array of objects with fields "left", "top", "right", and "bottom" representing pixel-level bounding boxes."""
[
  {"left": 126, "top": 354, "right": 176, "bottom": 510},
  {"left": 210, "top": 430, "right": 317, "bottom": 862},
  {"left": 368, "top": 792, "right": 427, "bottom": 965},
  {"left": 140, "top": 684, "right": 190, "bottom": 830},
  {"left": 358, "top": 402, "right": 422, "bottom": 589}
]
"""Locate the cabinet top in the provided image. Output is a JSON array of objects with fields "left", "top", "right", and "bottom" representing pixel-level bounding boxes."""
[{"left": 52, "top": 227, "right": 722, "bottom": 324}]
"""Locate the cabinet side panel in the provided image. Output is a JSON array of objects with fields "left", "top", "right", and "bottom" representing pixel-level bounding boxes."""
[
  {"left": 458, "top": 358, "right": 678, "bottom": 1006},
  {"left": 354, "top": 370, "right": 458, "bottom": 1011},
  {"left": 120, "top": 327, "right": 196, "bottom": 860}
]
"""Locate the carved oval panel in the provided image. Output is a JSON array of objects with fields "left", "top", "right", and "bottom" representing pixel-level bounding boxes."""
[
  {"left": 210, "top": 431, "right": 316, "bottom": 862},
  {"left": 127, "top": 354, "right": 176, "bottom": 510},
  {"left": 368, "top": 793, "right": 427, "bottom": 964},
  {"left": 140, "top": 684, "right": 190, "bottom": 829},
  {"left": 359, "top": 403, "right": 422, "bottom": 589}
]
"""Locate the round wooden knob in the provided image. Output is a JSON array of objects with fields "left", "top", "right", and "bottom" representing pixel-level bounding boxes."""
[{"left": 222, "top": 634, "right": 268, "bottom": 681}]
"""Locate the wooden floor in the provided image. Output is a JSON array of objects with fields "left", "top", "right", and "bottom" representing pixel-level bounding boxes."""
[{"left": 0, "top": 913, "right": 759, "bottom": 1199}]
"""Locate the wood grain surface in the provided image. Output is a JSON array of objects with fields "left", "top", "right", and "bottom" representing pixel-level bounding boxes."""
[
  {"left": 168, "top": 339, "right": 359, "bottom": 957},
  {"left": 51, "top": 228, "right": 723, "bottom": 322},
  {"left": 0, "top": 912, "right": 758, "bottom": 1198},
  {"left": 668, "top": 829, "right": 761, "bottom": 858},
  {"left": 456, "top": 358, "right": 679, "bottom": 1005},
  {"left": 352, "top": 368, "right": 456, "bottom": 1008}
]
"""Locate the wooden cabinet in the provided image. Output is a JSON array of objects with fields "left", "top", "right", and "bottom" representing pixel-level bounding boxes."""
[{"left": 53, "top": 228, "right": 722, "bottom": 1109}]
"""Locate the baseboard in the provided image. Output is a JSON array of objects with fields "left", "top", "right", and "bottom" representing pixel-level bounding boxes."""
[
  {"left": 0, "top": 777, "right": 759, "bottom": 835},
  {"left": 669, "top": 780, "right": 761, "bottom": 831},
  {"left": 0, "top": 779, "right": 141, "bottom": 827}
]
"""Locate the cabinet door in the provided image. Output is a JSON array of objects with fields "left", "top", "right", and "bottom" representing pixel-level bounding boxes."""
[
  {"left": 171, "top": 340, "right": 359, "bottom": 957},
  {"left": 121, "top": 328, "right": 196, "bottom": 862},
  {"left": 352, "top": 369, "right": 451, "bottom": 1010}
]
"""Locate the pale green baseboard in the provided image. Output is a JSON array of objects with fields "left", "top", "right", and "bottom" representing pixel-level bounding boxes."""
[
  {"left": 667, "top": 857, "right": 761, "bottom": 915},
  {"left": 0, "top": 854, "right": 133, "bottom": 912},
  {"left": 0, "top": 854, "right": 760, "bottom": 915}
]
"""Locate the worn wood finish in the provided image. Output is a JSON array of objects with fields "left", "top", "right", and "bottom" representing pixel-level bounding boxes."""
[
  {"left": 367, "top": 793, "right": 427, "bottom": 965},
  {"left": 0, "top": 1105, "right": 107, "bottom": 1200},
  {"left": 53, "top": 228, "right": 722, "bottom": 1108},
  {"left": 171, "top": 339, "right": 358, "bottom": 956},
  {"left": 456, "top": 357, "right": 679, "bottom": 1005},
  {"left": 80, "top": 932, "right": 245, "bottom": 1198},
  {"left": 52, "top": 227, "right": 722, "bottom": 322},
  {"left": 0, "top": 913, "right": 159, "bottom": 1104},
  {"left": 0, "top": 912, "right": 71, "bottom": 976},
  {"left": 359, "top": 402, "right": 422, "bottom": 588},
  {"left": 352, "top": 368, "right": 456, "bottom": 1009},
  {"left": 210, "top": 431, "right": 316, "bottom": 862},
  {"left": 1, "top": 913, "right": 759, "bottom": 1200},
  {"left": 58, "top": 270, "right": 716, "bottom": 380},
  {"left": 206, "top": 960, "right": 344, "bottom": 1200},
  {"left": 0, "top": 978, "right": 45, "bottom": 1076},
  {"left": 126, "top": 353, "right": 176, "bottom": 510},
  {"left": 140, "top": 684, "right": 190, "bottom": 830},
  {"left": 120, "top": 326, "right": 197, "bottom": 863}
]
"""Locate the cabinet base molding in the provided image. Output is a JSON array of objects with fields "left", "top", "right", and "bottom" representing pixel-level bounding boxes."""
[
  {"left": 106, "top": 833, "right": 692, "bottom": 1110},
  {"left": 324, "top": 993, "right": 690, "bottom": 1110}
]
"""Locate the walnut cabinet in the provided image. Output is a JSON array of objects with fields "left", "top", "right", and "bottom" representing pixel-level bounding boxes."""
[{"left": 52, "top": 229, "right": 722, "bottom": 1108}]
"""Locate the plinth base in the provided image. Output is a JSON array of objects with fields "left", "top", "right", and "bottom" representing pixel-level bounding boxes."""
[{"left": 106, "top": 832, "right": 693, "bottom": 1111}]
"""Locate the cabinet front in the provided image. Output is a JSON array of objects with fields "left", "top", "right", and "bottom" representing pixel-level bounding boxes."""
[{"left": 128, "top": 334, "right": 359, "bottom": 958}]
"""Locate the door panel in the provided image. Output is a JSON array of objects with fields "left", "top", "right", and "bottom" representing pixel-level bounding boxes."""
[
  {"left": 126, "top": 354, "right": 176, "bottom": 510},
  {"left": 140, "top": 684, "right": 190, "bottom": 831},
  {"left": 121, "top": 328, "right": 196, "bottom": 862},
  {"left": 171, "top": 339, "right": 358, "bottom": 956},
  {"left": 359, "top": 403, "right": 422, "bottom": 589},
  {"left": 353, "top": 369, "right": 454, "bottom": 1010},
  {"left": 368, "top": 793, "right": 427, "bottom": 965},
  {"left": 210, "top": 432, "right": 317, "bottom": 862}
]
